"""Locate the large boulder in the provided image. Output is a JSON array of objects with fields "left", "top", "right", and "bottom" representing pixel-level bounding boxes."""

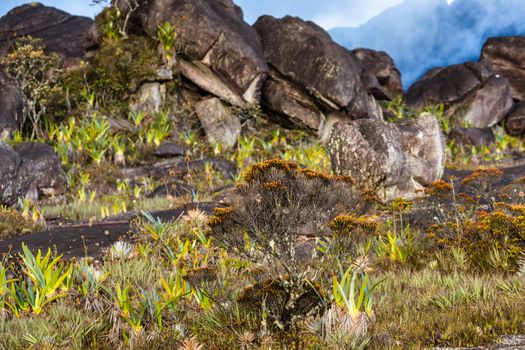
[
  {"left": 405, "top": 61, "right": 513, "bottom": 128},
  {"left": 481, "top": 36, "right": 525, "bottom": 101},
  {"left": 0, "top": 143, "right": 35, "bottom": 207},
  {"left": 0, "top": 70, "right": 24, "bottom": 139},
  {"left": 254, "top": 16, "right": 386, "bottom": 135},
  {"left": 124, "top": 0, "right": 267, "bottom": 106},
  {"left": 0, "top": 3, "right": 93, "bottom": 58},
  {"left": 14, "top": 142, "right": 67, "bottom": 197},
  {"left": 327, "top": 113, "right": 445, "bottom": 201},
  {"left": 506, "top": 101, "right": 525, "bottom": 136},
  {"left": 352, "top": 48, "right": 403, "bottom": 97}
]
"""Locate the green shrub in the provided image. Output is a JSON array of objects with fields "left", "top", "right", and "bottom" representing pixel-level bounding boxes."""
[{"left": 0, "top": 37, "right": 62, "bottom": 138}]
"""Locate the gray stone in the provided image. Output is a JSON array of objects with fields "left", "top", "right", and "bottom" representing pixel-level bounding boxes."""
[
  {"left": 155, "top": 66, "right": 173, "bottom": 81},
  {"left": 194, "top": 97, "right": 241, "bottom": 148},
  {"left": 131, "top": 82, "right": 164, "bottom": 116},
  {"left": 398, "top": 114, "right": 445, "bottom": 186},
  {"left": 254, "top": 15, "right": 385, "bottom": 126},
  {"left": 252, "top": 16, "right": 386, "bottom": 135},
  {"left": 262, "top": 71, "right": 326, "bottom": 132},
  {"left": 327, "top": 113, "right": 445, "bottom": 201},
  {"left": 109, "top": 118, "right": 134, "bottom": 133},
  {"left": 446, "top": 74, "right": 513, "bottom": 128}
]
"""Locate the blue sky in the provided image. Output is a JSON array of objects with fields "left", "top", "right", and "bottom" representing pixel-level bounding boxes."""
[{"left": 0, "top": 0, "right": 413, "bottom": 29}]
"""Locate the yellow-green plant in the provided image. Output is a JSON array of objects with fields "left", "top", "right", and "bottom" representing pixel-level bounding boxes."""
[
  {"left": 144, "top": 112, "right": 172, "bottom": 147},
  {"left": 333, "top": 264, "right": 376, "bottom": 319},
  {"left": 141, "top": 211, "right": 171, "bottom": 241},
  {"left": 0, "top": 262, "right": 15, "bottom": 312},
  {"left": 111, "top": 283, "right": 147, "bottom": 337},
  {"left": 375, "top": 228, "right": 412, "bottom": 263},
  {"left": 18, "top": 244, "right": 73, "bottom": 315},
  {"left": 156, "top": 21, "right": 177, "bottom": 62}
]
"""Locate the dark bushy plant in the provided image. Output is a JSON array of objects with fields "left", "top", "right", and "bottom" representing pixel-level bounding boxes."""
[{"left": 208, "top": 159, "right": 375, "bottom": 329}]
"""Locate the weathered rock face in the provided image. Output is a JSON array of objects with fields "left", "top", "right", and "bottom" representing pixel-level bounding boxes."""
[
  {"left": 352, "top": 48, "right": 403, "bottom": 97},
  {"left": 130, "top": 0, "right": 267, "bottom": 106},
  {"left": 253, "top": 16, "right": 385, "bottom": 135},
  {"left": 397, "top": 115, "right": 445, "bottom": 186},
  {"left": 14, "top": 142, "right": 67, "bottom": 197},
  {"left": 0, "top": 70, "right": 24, "bottom": 139},
  {"left": 405, "top": 61, "right": 513, "bottom": 128},
  {"left": 449, "top": 127, "right": 495, "bottom": 146},
  {"left": 327, "top": 113, "right": 445, "bottom": 201},
  {"left": 482, "top": 36, "right": 525, "bottom": 101},
  {"left": 0, "top": 3, "right": 93, "bottom": 58},
  {"left": 0, "top": 143, "right": 35, "bottom": 207},
  {"left": 261, "top": 71, "right": 325, "bottom": 131},
  {"left": 506, "top": 101, "right": 525, "bottom": 136},
  {"left": 194, "top": 97, "right": 241, "bottom": 148}
]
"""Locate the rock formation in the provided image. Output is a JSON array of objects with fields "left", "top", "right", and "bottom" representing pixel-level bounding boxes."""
[
  {"left": 482, "top": 36, "right": 525, "bottom": 101},
  {"left": 351, "top": 48, "right": 403, "bottom": 97},
  {"left": 327, "top": 114, "right": 445, "bottom": 201},
  {"left": 0, "top": 3, "right": 93, "bottom": 59},
  {"left": 405, "top": 60, "right": 513, "bottom": 128},
  {"left": 123, "top": 0, "right": 268, "bottom": 107},
  {"left": 254, "top": 15, "right": 388, "bottom": 135}
]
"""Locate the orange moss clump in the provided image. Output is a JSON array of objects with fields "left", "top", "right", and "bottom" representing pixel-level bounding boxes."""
[
  {"left": 244, "top": 158, "right": 299, "bottom": 183},
  {"left": 329, "top": 214, "right": 378, "bottom": 237},
  {"left": 243, "top": 158, "right": 356, "bottom": 186},
  {"left": 208, "top": 207, "right": 234, "bottom": 226},
  {"left": 425, "top": 180, "right": 453, "bottom": 196},
  {"left": 431, "top": 206, "right": 525, "bottom": 270},
  {"left": 461, "top": 168, "right": 503, "bottom": 185}
]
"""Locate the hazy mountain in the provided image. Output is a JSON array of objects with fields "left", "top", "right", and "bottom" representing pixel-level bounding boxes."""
[{"left": 330, "top": 0, "right": 525, "bottom": 89}]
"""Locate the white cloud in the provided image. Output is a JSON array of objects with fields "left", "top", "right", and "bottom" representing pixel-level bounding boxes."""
[
  {"left": 313, "top": 0, "right": 404, "bottom": 28},
  {"left": 236, "top": 0, "right": 406, "bottom": 29}
]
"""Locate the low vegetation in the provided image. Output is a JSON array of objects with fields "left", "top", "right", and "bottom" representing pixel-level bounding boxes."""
[
  {"left": 1, "top": 159, "right": 525, "bottom": 349},
  {"left": 0, "top": 8, "right": 524, "bottom": 350}
]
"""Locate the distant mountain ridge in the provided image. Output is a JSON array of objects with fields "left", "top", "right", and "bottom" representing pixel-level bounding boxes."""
[{"left": 330, "top": 0, "right": 525, "bottom": 89}]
